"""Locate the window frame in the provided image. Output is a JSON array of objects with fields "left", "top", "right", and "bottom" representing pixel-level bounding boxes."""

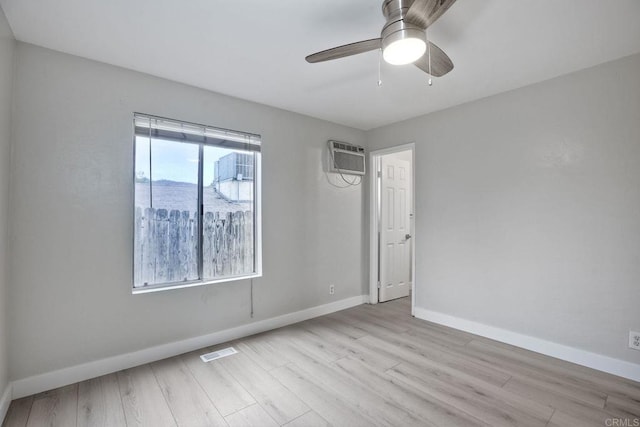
[{"left": 131, "top": 113, "right": 262, "bottom": 294}]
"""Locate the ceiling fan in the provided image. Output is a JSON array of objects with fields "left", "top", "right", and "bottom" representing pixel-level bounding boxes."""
[{"left": 306, "top": 0, "right": 456, "bottom": 78}]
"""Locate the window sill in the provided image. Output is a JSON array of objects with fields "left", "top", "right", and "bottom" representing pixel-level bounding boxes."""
[{"left": 132, "top": 273, "right": 262, "bottom": 295}]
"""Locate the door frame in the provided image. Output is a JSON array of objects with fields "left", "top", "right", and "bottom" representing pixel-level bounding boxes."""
[{"left": 368, "top": 143, "right": 416, "bottom": 315}]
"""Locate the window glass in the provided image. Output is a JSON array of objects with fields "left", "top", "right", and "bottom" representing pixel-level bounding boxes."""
[{"left": 133, "top": 114, "right": 261, "bottom": 292}]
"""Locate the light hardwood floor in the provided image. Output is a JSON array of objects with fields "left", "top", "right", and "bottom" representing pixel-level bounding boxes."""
[{"left": 3, "top": 298, "right": 640, "bottom": 426}]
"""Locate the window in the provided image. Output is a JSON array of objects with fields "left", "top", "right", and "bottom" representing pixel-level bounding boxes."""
[{"left": 133, "top": 114, "right": 261, "bottom": 292}]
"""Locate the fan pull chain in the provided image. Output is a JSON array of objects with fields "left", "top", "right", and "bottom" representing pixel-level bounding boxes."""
[
  {"left": 377, "top": 48, "right": 383, "bottom": 86},
  {"left": 428, "top": 46, "right": 433, "bottom": 86},
  {"left": 426, "top": 28, "right": 433, "bottom": 86}
]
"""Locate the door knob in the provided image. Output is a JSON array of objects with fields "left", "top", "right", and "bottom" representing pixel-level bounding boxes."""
[{"left": 405, "top": 234, "right": 412, "bottom": 240}]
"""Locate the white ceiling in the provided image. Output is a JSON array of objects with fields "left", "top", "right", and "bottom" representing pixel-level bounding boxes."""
[{"left": 2, "top": 0, "right": 640, "bottom": 130}]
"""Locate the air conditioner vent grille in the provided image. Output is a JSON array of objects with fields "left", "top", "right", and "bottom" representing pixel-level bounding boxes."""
[{"left": 333, "top": 142, "right": 364, "bottom": 153}]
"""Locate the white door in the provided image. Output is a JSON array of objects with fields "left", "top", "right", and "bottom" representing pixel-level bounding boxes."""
[{"left": 379, "top": 156, "right": 412, "bottom": 302}]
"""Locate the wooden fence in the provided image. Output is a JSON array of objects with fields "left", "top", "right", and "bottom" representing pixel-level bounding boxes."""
[{"left": 134, "top": 207, "right": 254, "bottom": 287}]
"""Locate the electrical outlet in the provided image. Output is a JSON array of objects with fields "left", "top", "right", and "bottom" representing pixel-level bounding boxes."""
[
  {"left": 630, "top": 331, "right": 640, "bottom": 351},
  {"left": 329, "top": 284, "right": 335, "bottom": 295}
]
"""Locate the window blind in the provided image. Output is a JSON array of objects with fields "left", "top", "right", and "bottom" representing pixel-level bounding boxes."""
[{"left": 134, "top": 113, "right": 261, "bottom": 153}]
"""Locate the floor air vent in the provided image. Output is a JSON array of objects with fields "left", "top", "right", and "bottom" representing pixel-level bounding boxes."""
[{"left": 200, "top": 347, "right": 238, "bottom": 362}]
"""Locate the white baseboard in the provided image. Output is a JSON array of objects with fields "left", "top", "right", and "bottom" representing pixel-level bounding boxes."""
[
  {"left": 11, "top": 295, "right": 368, "bottom": 399},
  {"left": 414, "top": 307, "right": 640, "bottom": 383},
  {"left": 0, "top": 383, "right": 12, "bottom": 424}
]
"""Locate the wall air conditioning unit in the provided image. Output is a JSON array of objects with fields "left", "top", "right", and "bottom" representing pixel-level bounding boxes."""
[{"left": 328, "top": 140, "right": 366, "bottom": 175}]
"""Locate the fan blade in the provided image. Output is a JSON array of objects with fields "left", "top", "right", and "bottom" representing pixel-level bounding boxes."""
[
  {"left": 405, "top": 0, "right": 457, "bottom": 29},
  {"left": 413, "top": 42, "right": 453, "bottom": 77},
  {"left": 306, "top": 38, "right": 382, "bottom": 63}
]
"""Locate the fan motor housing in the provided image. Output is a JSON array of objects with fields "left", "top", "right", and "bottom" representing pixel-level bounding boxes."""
[{"left": 382, "top": 0, "right": 415, "bottom": 20}]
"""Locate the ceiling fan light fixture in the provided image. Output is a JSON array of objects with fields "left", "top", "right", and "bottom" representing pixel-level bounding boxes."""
[
  {"left": 381, "top": 25, "right": 426, "bottom": 65},
  {"left": 383, "top": 37, "right": 426, "bottom": 65}
]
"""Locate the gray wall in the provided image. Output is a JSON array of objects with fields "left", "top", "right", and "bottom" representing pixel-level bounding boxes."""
[
  {"left": 0, "top": 5, "right": 14, "bottom": 396},
  {"left": 367, "top": 53, "right": 640, "bottom": 364},
  {"left": 8, "top": 43, "right": 366, "bottom": 381}
]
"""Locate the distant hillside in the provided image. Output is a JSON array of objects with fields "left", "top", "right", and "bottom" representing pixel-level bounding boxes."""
[
  {"left": 134, "top": 181, "right": 250, "bottom": 213},
  {"left": 151, "top": 179, "right": 197, "bottom": 186}
]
